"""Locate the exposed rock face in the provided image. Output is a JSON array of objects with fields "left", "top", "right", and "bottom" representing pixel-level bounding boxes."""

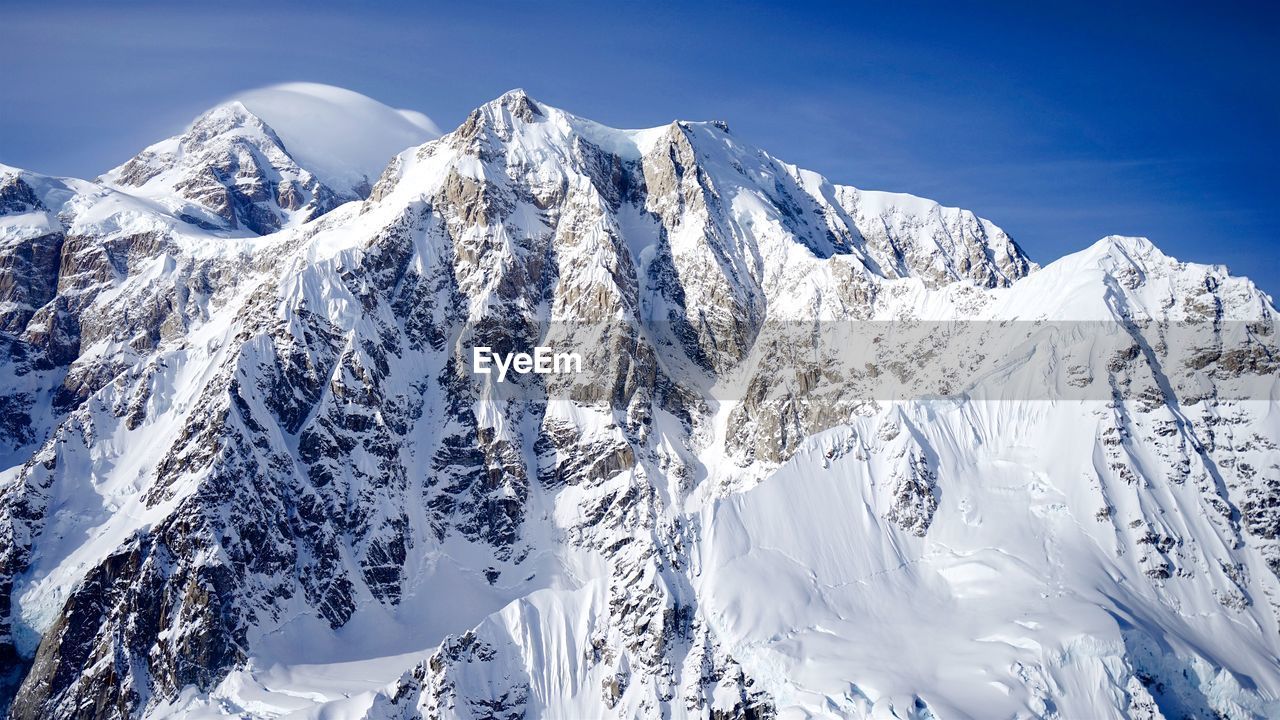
[
  {"left": 0, "top": 174, "right": 61, "bottom": 336},
  {"left": 0, "top": 90, "right": 1277, "bottom": 719},
  {"left": 0, "top": 177, "right": 44, "bottom": 216}
]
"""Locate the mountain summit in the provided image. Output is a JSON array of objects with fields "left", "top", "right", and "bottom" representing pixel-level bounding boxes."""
[
  {"left": 0, "top": 89, "right": 1277, "bottom": 719},
  {"left": 100, "top": 83, "right": 440, "bottom": 235}
]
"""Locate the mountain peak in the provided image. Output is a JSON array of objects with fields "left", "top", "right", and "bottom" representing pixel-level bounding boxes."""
[
  {"left": 101, "top": 100, "right": 339, "bottom": 235},
  {"left": 99, "top": 83, "right": 440, "bottom": 235},
  {"left": 481, "top": 87, "right": 545, "bottom": 124},
  {"left": 497, "top": 87, "right": 531, "bottom": 102},
  {"left": 1092, "top": 234, "right": 1160, "bottom": 257},
  {"left": 1066, "top": 235, "right": 1169, "bottom": 272},
  {"left": 183, "top": 101, "right": 280, "bottom": 147}
]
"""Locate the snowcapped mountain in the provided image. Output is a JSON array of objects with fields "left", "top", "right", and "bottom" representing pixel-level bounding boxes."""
[
  {"left": 0, "top": 87, "right": 1277, "bottom": 719},
  {"left": 99, "top": 83, "right": 439, "bottom": 235}
]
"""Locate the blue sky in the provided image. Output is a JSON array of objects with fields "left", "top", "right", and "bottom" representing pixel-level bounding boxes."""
[{"left": 2, "top": 0, "right": 1276, "bottom": 295}]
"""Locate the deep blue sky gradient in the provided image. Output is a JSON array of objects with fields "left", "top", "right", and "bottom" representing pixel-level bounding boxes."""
[{"left": 2, "top": 0, "right": 1276, "bottom": 295}]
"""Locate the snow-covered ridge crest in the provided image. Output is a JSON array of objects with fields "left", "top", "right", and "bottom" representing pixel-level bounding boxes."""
[{"left": 373, "top": 88, "right": 1036, "bottom": 293}]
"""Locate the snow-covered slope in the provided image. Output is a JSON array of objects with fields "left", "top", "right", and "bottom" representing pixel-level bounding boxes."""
[{"left": 0, "top": 89, "right": 1276, "bottom": 720}]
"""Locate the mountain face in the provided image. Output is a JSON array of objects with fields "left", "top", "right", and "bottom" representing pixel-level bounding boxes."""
[{"left": 0, "top": 87, "right": 1277, "bottom": 719}]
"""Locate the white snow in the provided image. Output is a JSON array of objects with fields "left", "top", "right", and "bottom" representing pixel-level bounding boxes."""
[
  {"left": 230, "top": 82, "right": 440, "bottom": 193},
  {"left": 697, "top": 399, "right": 1280, "bottom": 718}
]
